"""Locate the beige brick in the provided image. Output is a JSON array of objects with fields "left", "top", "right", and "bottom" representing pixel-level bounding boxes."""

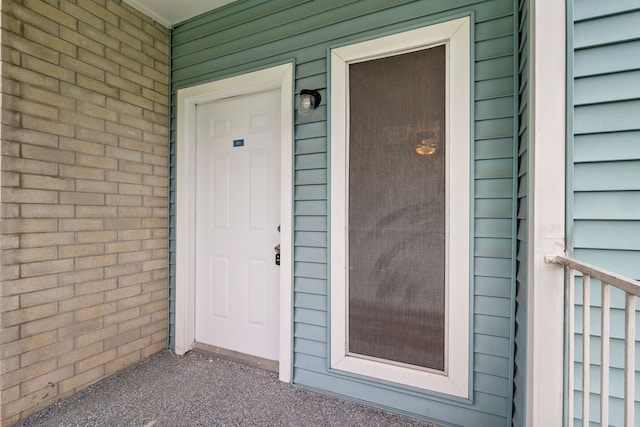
[
  {"left": 56, "top": 341, "right": 102, "bottom": 367},
  {"left": 118, "top": 135, "right": 153, "bottom": 153},
  {"left": 142, "top": 152, "right": 166, "bottom": 167},
  {"left": 142, "top": 217, "right": 166, "bottom": 228},
  {"left": 74, "top": 301, "right": 117, "bottom": 322},
  {"left": 119, "top": 90, "right": 153, "bottom": 111},
  {"left": 3, "top": 63, "right": 60, "bottom": 93},
  {"left": 118, "top": 206, "right": 152, "bottom": 217},
  {"left": 143, "top": 278, "right": 167, "bottom": 293},
  {"left": 2, "top": 30, "right": 59, "bottom": 65},
  {"left": 74, "top": 231, "right": 115, "bottom": 245},
  {"left": 105, "top": 47, "right": 142, "bottom": 73},
  {"left": 1, "top": 203, "right": 20, "bottom": 219},
  {"left": 3, "top": 94, "right": 59, "bottom": 120},
  {"left": 60, "top": 83, "right": 106, "bottom": 108},
  {"left": 21, "top": 286, "right": 74, "bottom": 308},
  {"left": 75, "top": 206, "right": 117, "bottom": 219},
  {"left": 21, "top": 313, "right": 74, "bottom": 337},
  {"left": 74, "top": 324, "right": 117, "bottom": 348},
  {"left": 57, "top": 318, "right": 103, "bottom": 343},
  {"left": 74, "top": 254, "right": 116, "bottom": 270},
  {"left": 142, "top": 110, "right": 167, "bottom": 128},
  {"left": 21, "top": 175, "right": 74, "bottom": 191},
  {"left": 22, "top": 115, "right": 75, "bottom": 138},
  {"left": 1, "top": 247, "right": 58, "bottom": 265},
  {"left": 105, "top": 285, "right": 140, "bottom": 303},
  {"left": 59, "top": 26, "right": 104, "bottom": 57},
  {"left": 103, "top": 328, "right": 139, "bottom": 351},
  {"left": 1, "top": 355, "right": 20, "bottom": 375},
  {"left": 142, "top": 259, "right": 166, "bottom": 272},
  {"left": 1, "top": 234, "right": 20, "bottom": 250},
  {"left": 1, "top": 331, "right": 57, "bottom": 359},
  {"left": 59, "top": 219, "right": 104, "bottom": 232},
  {"left": 59, "top": 191, "right": 105, "bottom": 206},
  {"left": 77, "top": 74, "right": 117, "bottom": 97},
  {"left": 117, "top": 250, "right": 151, "bottom": 265},
  {"left": 105, "top": 194, "right": 142, "bottom": 206},
  {"left": 2, "top": 188, "right": 58, "bottom": 204},
  {"left": 20, "top": 232, "right": 73, "bottom": 249},
  {"left": 20, "top": 339, "right": 73, "bottom": 368},
  {"left": 77, "top": 99, "right": 118, "bottom": 122},
  {"left": 105, "top": 170, "right": 141, "bottom": 184},
  {"left": 107, "top": 144, "right": 144, "bottom": 162},
  {"left": 1, "top": 265, "right": 20, "bottom": 281},
  {"left": 59, "top": 139, "right": 105, "bottom": 156},
  {"left": 141, "top": 340, "right": 165, "bottom": 359},
  {"left": 104, "top": 218, "right": 141, "bottom": 230},
  {"left": 22, "top": 85, "right": 75, "bottom": 110},
  {"left": 104, "top": 263, "right": 139, "bottom": 279},
  {"left": 59, "top": 1, "right": 104, "bottom": 31},
  {"left": 1, "top": 157, "right": 57, "bottom": 176},
  {"left": 142, "top": 174, "right": 167, "bottom": 187},
  {"left": 104, "top": 240, "right": 140, "bottom": 254},
  {"left": 117, "top": 335, "right": 150, "bottom": 358},
  {"left": 77, "top": 0, "right": 119, "bottom": 26},
  {"left": 142, "top": 196, "right": 166, "bottom": 207},
  {"left": 0, "top": 276, "right": 58, "bottom": 298},
  {"left": 117, "top": 293, "right": 151, "bottom": 311},
  {"left": 104, "top": 307, "right": 139, "bottom": 326},
  {"left": 106, "top": 122, "right": 143, "bottom": 141},
  {"left": 58, "top": 243, "right": 104, "bottom": 259},
  {"left": 59, "top": 164, "right": 105, "bottom": 180},
  {"left": 117, "top": 314, "right": 150, "bottom": 334},
  {"left": 104, "top": 350, "right": 140, "bottom": 376},
  {"left": 21, "top": 365, "right": 73, "bottom": 397},
  {"left": 106, "top": 1, "right": 142, "bottom": 27},
  {"left": 76, "top": 154, "right": 118, "bottom": 169},
  {"left": 141, "top": 238, "right": 166, "bottom": 250},
  {"left": 0, "top": 325, "right": 20, "bottom": 345},
  {"left": 140, "top": 318, "right": 166, "bottom": 336},
  {"left": 116, "top": 229, "right": 152, "bottom": 241},
  {"left": 75, "top": 180, "right": 118, "bottom": 194},
  {"left": 2, "top": 385, "right": 20, "bottom": 405},
  {"left": 58, "top": 365, "right": 104, "bottom": 395},
  {"left": 75, "top": 348, "right": 117, "bottom": 374},
  {"left": 1, "top": 357, "right": 57, "bottom": 393},
  {"left": 21, "top": 204, "right": 75, "bottom": 218},
  {"left": 0, "top": 302, "right": 58, "bottom": 327},
  {"left": 21, "top": 259, "right": 74, "bottom": 278},
  {"left": 22, "top": 54, "right": 75, "bottom": 83},
  {"left": 24, "top": 0, "right": 77, "bottom": 28},
  {"left": 59, "top": 110, "right": 106, "bottom": 132},
  {"left": 152, "top": 165, "right": 167, "bottom": 177},
  {"left": 118, "top": 183, "right": 152, "bottom": 196},
  {"left": 75, "top": 278, "right": 117, "bottom": 296}
]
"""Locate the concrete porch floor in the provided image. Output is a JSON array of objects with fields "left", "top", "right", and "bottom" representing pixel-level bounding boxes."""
[{"left": 14, "top": 350, "right": 438, "bottom": 426}]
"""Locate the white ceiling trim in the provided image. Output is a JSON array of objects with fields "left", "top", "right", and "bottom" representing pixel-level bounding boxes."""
[{"left": 122, "top": 0, "right": 236, "bottom": 28}]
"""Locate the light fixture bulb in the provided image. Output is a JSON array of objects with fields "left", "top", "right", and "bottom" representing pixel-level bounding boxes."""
[
  {"left": 298, "top": 89, "right": 321, "bottom": 118},
  {"left": 416, "top": 138, "right": 436, "bottom": 155}
]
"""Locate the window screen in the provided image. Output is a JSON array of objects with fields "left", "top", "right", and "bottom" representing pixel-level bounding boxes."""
[{"left": 347, "top": 45, "right": 446, "bottom": 371}]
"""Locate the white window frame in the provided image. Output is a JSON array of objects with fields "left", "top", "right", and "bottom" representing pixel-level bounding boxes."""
[{"left": 329, "top": 17, "right": 471, "bottom": 398}]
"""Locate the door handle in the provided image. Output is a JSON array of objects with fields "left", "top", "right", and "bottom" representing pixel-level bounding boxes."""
[{"left": 274, "top": 244, "right": 280, "bottom": 266}]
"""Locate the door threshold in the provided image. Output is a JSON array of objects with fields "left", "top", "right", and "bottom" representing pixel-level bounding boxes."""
[{"left": 192, "top": 342, "right": 279, "bottom": 373}]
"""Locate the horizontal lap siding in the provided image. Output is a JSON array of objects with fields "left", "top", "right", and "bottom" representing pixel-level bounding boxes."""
[
  {"left": 571, "top": 3, "right": 640, "bottom": 279},
  {"left": 569, "top": 2, "right": 640, "bottom": 426},
  {"left": 170, "top": 1, "right": 517, "bottom": 425}
]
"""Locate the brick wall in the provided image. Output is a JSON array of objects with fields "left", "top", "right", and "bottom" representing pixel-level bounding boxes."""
[{"left": 0, "top": 1, "right": 169, "bottom": 424}]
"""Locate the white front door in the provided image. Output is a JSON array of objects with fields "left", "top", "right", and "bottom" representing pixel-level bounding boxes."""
[{"left": 194, "top": 89, "right": 281, "bottom": 361}]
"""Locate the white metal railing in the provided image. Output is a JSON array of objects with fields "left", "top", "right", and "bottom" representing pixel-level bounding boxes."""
[{"left": 546, "top": 255, "right": 640, "bottom": 427}]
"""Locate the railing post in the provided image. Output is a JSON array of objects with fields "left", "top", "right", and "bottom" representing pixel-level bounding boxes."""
[
  {"left": 600, "top": 283, "right": 610, "bottom": 427},
  {"left": 582, "top": 275, "right": 590, "bottom": 427},
  {"left": 625, "top": 293, "right": 635, "bottom": 427}
]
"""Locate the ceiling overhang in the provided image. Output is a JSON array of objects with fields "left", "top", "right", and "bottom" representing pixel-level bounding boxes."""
[{"left": 122, "top": 0, "right": 236, "bottom": 27}]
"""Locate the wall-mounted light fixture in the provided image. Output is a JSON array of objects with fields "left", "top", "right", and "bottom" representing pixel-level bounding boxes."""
[
  {"left": 415, "top": 130, "right": 437, "bottom": 156},
  {"left": 298, "top": 89, "right": 321, "bottom": 117}
]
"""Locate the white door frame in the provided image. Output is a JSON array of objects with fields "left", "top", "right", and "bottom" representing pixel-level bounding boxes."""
[{"left": 175, "top": 63, "right": 294, "bottom": 383}]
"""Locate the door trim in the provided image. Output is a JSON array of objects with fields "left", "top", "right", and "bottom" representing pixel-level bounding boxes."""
[{"left": 175, "top": 63, "right": 294, "bottom": 383}]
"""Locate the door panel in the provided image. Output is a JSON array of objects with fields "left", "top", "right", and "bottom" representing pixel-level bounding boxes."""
[{"left": 195, "top": 89, "right": 281, "bottom": 361}]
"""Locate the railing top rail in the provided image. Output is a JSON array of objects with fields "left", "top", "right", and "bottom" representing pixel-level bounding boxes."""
[{"left": 546, "top": 255, "right": 640, "bottom": 297}]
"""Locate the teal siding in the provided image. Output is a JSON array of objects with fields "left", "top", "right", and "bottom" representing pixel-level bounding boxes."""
[
  {"left": 512, "top": 0, "right": 529, "bottom": 426},
  {"left": 169, "top": 1, "right": 518, "bottom": 425},
  {"left": 569, "top": 1, "right": 640, "bottom": 425}
]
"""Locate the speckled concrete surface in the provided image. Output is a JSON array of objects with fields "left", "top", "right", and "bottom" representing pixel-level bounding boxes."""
[{"left": 14, "top": 350, "right": 438, "bottom": 427}]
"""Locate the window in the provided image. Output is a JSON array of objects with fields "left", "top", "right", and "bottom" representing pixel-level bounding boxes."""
[{"left": 330, "top": 17, "right": 471, "bottom": 397}]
